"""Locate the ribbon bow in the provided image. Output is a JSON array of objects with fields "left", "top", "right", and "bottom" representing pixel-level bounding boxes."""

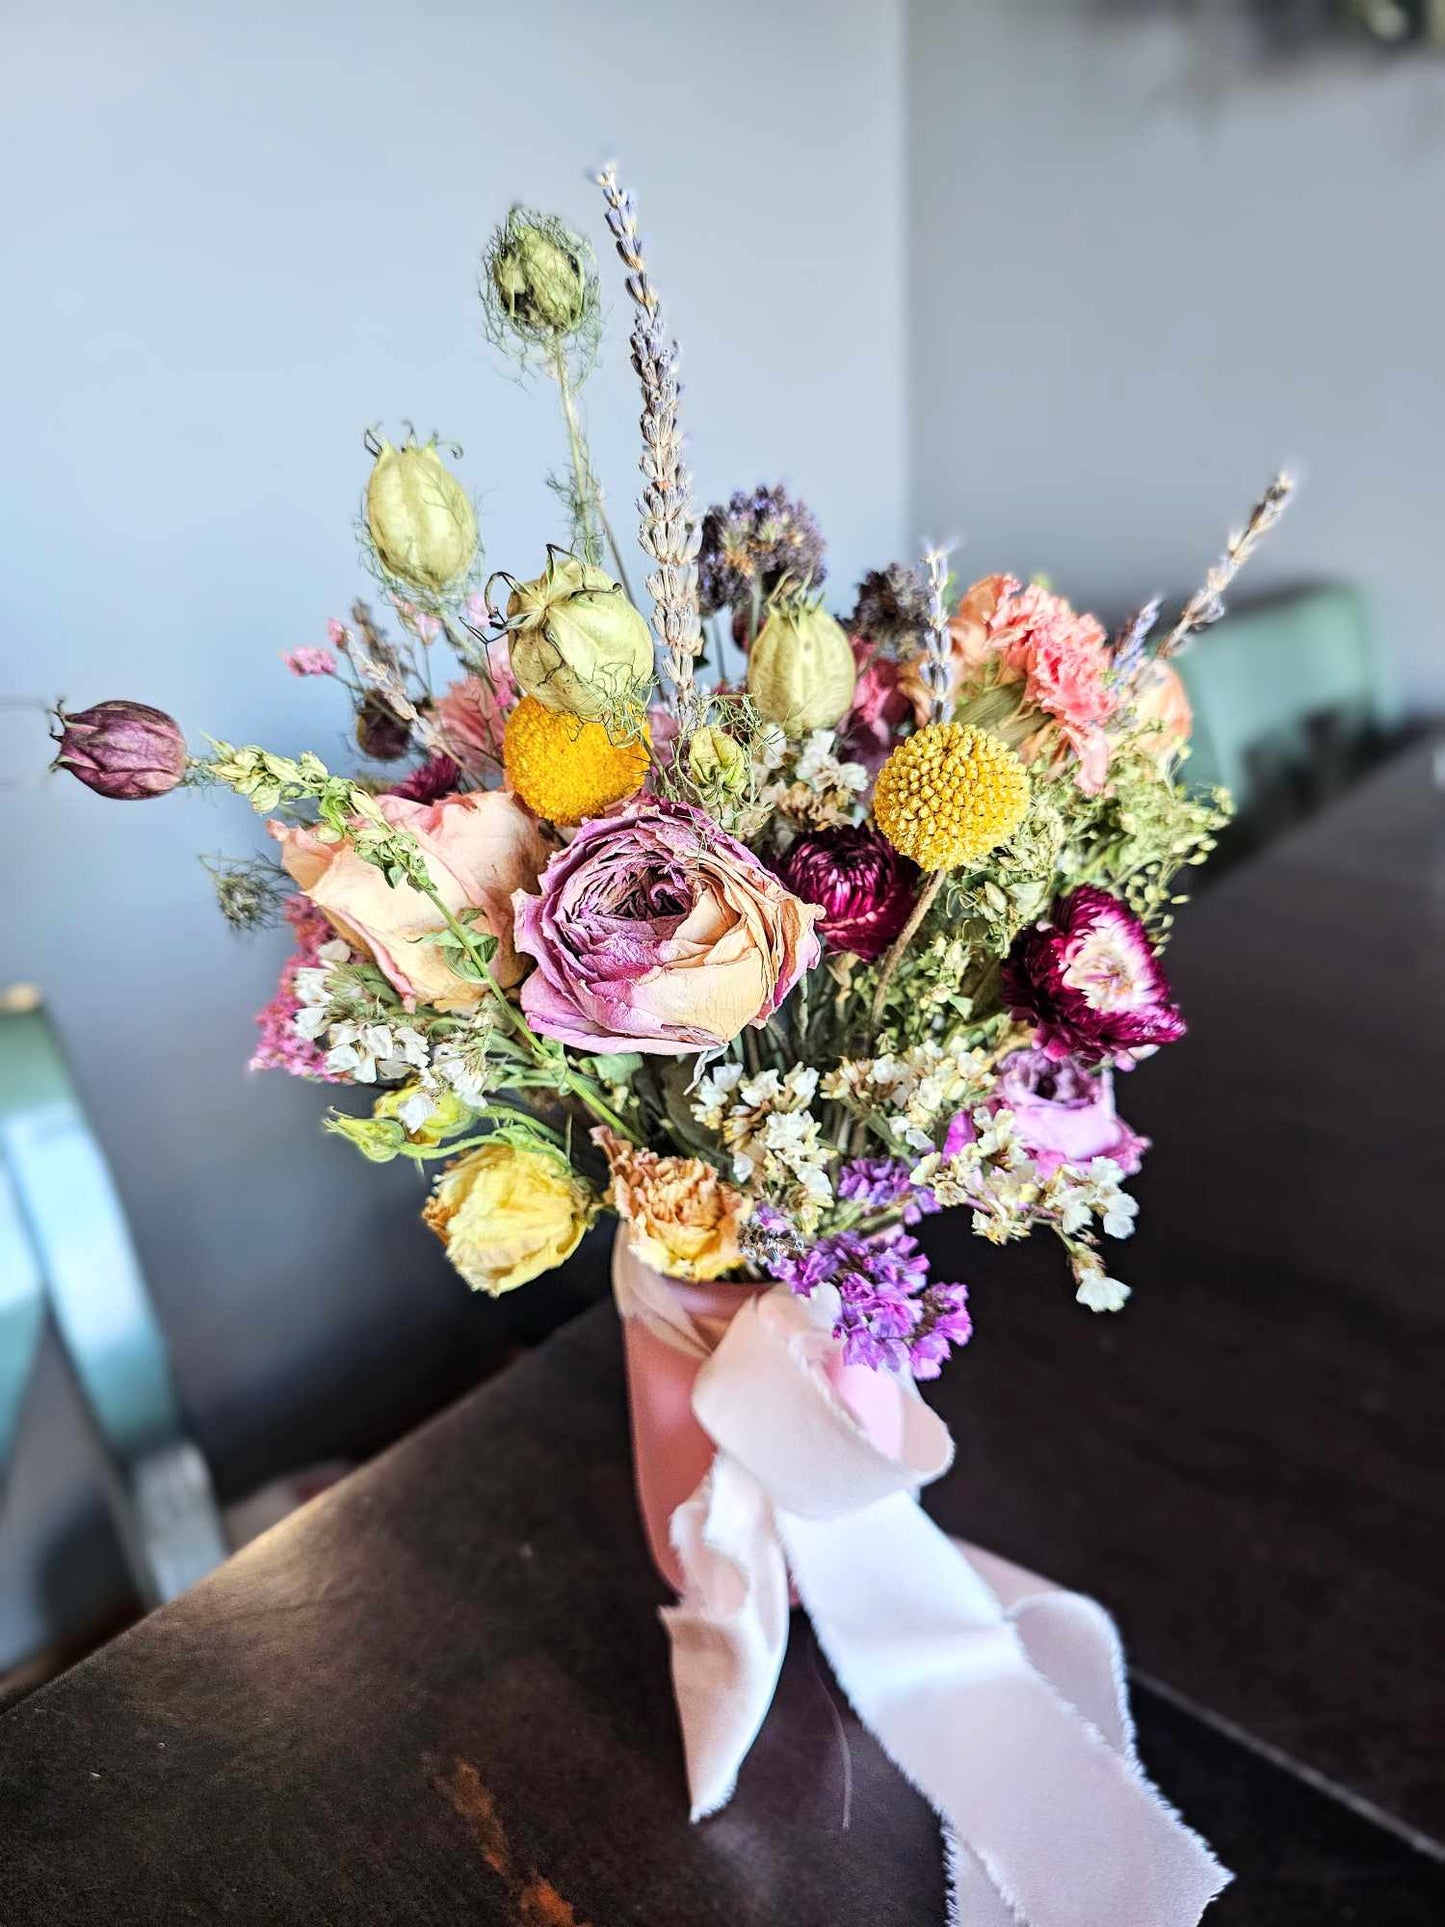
[{"left": 616, "top": 1241, "right": 1229, "bottom": 1926}]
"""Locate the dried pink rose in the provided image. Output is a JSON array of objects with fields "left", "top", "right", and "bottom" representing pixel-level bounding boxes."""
[
  {"left": 512, "top": 800, "right": 820, "bottom": 1055},
  {"left": 945, "top": 1048, "right": 1148, "bottom": 1176},
  {"left": 273, "top": 789, "right": 551, "bottom": 1008},
  {"left": 434, "top": 648, "right": 517, "bottom": 773}
]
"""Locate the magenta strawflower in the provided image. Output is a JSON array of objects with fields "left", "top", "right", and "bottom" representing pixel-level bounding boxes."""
[
  {"left": 770, "top": 824, "right": 919, "bottom": 963},
  {"left": 387, "top": 752, "right": 463, "bottom": 803},
  {"left": 1002, "top": 886, "right": 1185, "bottom": 1068}
]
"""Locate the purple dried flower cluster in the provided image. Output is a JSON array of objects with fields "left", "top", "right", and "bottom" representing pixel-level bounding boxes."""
[
  {"left": 770, "top": 1228, "right": 971, "bottom": 1379},
  {"left": 697, "top": 483, "right": 827, "bottom": 616},
  {"left": 836, "top": 1156, "right": 940, "bottom": 1227},
  {"left": 848, "top": 561, "right": 932, "bottom": 649}
]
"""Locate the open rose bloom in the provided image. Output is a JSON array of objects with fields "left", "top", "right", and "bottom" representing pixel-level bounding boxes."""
[
  {"left": 513, "top": 801, "right": 820, "bottom": 1053},
  {"left": 70, "top": 168, "right": 1289, "bottom": 1377}
]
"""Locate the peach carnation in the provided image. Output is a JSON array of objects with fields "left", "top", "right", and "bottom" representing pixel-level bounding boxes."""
[{"left": 593, "top": 1128, "right": 750, "bottom": 1281}]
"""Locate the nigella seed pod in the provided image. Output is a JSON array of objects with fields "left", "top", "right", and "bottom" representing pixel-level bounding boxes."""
[
  {"left": 687, "top": 725, "right": 750, "bottom": 796},
  {"left": 487, "top": 210, "right": 595, "bottom": 339},
  {"left": 51, "top": 700, "right": 187, "bottom": 800},
  {"left": 365, "top": 435, "right": 477, "bottom": 595},
  {"left": 746, "top": 603, "right": 857, "bottom": 734},
  {"left": 502, "top": 550, "right": 655, "bottom": 725},
  {"left": 355, "top": 695, "right": 412, "bottom": 762}
]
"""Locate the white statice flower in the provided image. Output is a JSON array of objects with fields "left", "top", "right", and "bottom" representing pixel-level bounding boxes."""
[
  {"left": 394, "top": 1085, "right": 438, "bottom": 1133},
  {"left": 1073, "top": 1249, "right": 1132, "bottom": 1313},
  {"left": 760, "top": 729, "right": 868, "bottom": 833},
  {"left": 825, "top": 1042, "right": 991, "bottom": 1151},
  {"left": 692, "top": 1061, "right": 746, "bottom": 1133},
  {"left": 323, "top": 1021, "right": 428, "bottom": 1085},
  {"left": 690, "top": 1061, "right": 832, "bottom": 1228},
  {"left": 430, "top": 1031, "right": 502, "bottom": 1110}
]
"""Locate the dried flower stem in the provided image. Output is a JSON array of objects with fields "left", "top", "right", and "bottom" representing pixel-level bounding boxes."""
[
  {"left": 870, "top": 869, "right": 946, "bottom": 1024},
  {"left": 1157, "top": 472, "right": 1295, "bottom": 661},
  {"left": 594, "top": 166, "right": 702, "bottom": 710}
]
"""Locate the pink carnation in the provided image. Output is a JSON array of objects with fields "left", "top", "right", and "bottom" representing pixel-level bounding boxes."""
[{"left": 250, "top": 898, "right": 346, "bottom": 1081}]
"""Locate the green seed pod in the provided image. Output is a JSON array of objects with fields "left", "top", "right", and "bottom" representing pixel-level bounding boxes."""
[
  {"left": 484, "top": 208, "right": 598, "bottom": 348},
  {"left": 747, "top": 602, "right": 858, "bottom": 734},
  {"left": 503, "top": 551, "right": 655, "bottom": 724},
  {"left": 687, "top": 725, "right": 751, "bottom": 796},
  {"left": 365, "top": 436, "right": 477, "bottom": 595}
]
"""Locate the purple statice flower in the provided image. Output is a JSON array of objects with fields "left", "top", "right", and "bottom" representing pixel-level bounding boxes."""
[
  {"left": 769, "top": 1228, "right": 970, "bottom": 1379},
  {"left": 696, "top": 483, "right": 827, "bottom": 616},
  {"left": 1002, "top": 885, "right": 1186, "bottom": 1069},
  {"left": 250, "top": 897, "right": 347, "bottom": 1083},
  {"left": 836, "top": 1156, "right": 941, "bottom": 1227}
]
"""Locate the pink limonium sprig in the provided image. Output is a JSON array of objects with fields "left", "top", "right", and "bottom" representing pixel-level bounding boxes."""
[{"left": 593, "top": 165, "right": 702, "bottom": 714}]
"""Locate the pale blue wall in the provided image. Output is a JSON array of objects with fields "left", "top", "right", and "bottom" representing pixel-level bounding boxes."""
[
  {"left": 0, "top": 0, "right": 907, "bottom": 1667},
  {"left": 907, "top": 0, "right": 1445, "bottom": 704}
]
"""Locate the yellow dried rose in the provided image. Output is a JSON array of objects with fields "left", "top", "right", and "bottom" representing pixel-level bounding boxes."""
[
  {"left": 594, "top": 1128, "right": 750, "bottom": 1282},
  {"left": 423, "top": 1140, "right": 597, "bottom": 1295}
]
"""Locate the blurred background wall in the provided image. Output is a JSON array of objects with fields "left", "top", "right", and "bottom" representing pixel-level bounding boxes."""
[
  {"left": 4, "top": 0, "right": 1443, "bottom": 1674},
  {"left": 0, "top": 0, "right": 907, "bottom": 1670},
  {"left": 908, "top": 0, "right": 1445, "bottom": 703}
]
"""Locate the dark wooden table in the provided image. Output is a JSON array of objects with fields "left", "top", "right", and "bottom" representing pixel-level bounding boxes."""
[{"left": 2, "top": 747, "right": 1442, "bottom": 1923}]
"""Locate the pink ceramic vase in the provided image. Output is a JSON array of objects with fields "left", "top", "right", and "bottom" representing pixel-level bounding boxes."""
[{"left": 618, "top": 1250, "right": 906, "bottom": 1593}]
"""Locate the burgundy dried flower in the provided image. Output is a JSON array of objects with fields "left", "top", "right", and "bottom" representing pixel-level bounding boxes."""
[
  {"left": 1002, "top": 885, "right": 1185, "bottom": 1068},
  {"left": 770, "top": 824, "right": 919, "bottom": 963},
  {"left": 387, "top": 752, "right": 463, "bottom": 804},
  {"left": 51, "top": 700, "right": 187, "bottom": 800}
]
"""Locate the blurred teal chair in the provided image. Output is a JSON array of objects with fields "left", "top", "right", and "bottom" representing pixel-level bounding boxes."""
[
  {"left": 1178, "top": 585, "right": 1397, "bottom": 813},
  {"left": 0, "top": 987, "right": 227, "bottom": 1610}
]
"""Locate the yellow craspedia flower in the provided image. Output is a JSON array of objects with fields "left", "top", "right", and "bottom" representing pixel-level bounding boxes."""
[
  {"left": 873, "top": 722, "right": 1030, "bottom": 870},
  {"left": 422, "top": 1140, "right": 597, "bottom": 1296},
  {"left": 502, "top": 695, "right": 650, "bottom": 826}
]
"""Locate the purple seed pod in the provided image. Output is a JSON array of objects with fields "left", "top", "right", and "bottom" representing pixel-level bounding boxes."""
[{"left": 51, "top": 700, "right": 188, "bottom": 800}]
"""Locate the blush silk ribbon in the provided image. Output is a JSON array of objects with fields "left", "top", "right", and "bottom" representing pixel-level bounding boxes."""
[{"left": 614, "top": 1240, "right": 1230, "bottom": 1927}]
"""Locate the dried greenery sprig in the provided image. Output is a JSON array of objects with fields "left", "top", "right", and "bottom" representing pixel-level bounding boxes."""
[
  {"left": 1156, "top": 471, "right": 1295, "bottom": 661},
  {"left": 593, "top": 165, "right": 702, "bottom": 708}
]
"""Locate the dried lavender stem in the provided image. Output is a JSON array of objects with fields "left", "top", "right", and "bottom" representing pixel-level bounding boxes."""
[
  {"left": 1157, "top": 472, "right": 1295, "bottom": 661},
  {"left": 918, "top": 546, "right": 954, "bottom": 724},
  {"left": 593, "top": 166, "right": 702, "bottom": 712}
]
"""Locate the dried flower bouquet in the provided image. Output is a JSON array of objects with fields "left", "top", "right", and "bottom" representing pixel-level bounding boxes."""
[{"left": 57, "top": 170, "right": 1291, "bottom": 1383}]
